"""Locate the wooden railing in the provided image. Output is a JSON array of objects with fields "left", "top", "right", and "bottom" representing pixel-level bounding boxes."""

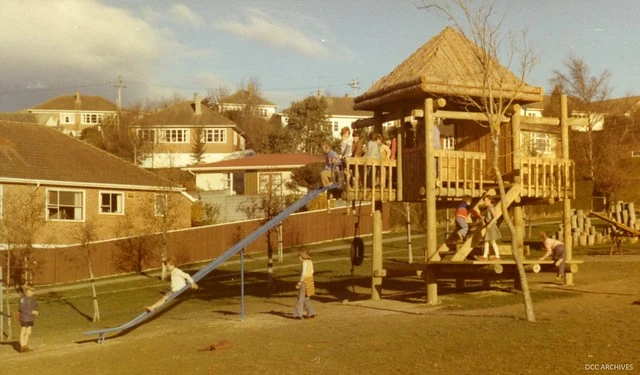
[
  {"left": 343, "top": 157, "right": 397, "bottom": 202},
  {"left": 434, "top": 150, "right": 486, "bottom": 197},
  {"left": 515, "top": 157, "right": 575, "bottom": 199}
]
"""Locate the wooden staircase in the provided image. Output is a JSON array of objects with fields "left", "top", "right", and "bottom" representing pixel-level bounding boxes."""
[{"left": 441, "top": 183, "right": 523, "bottom": 262}]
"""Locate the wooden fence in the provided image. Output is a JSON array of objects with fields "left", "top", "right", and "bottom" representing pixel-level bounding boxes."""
[{"left": 20, "top": 204, "right": 389, "bottom": 285}]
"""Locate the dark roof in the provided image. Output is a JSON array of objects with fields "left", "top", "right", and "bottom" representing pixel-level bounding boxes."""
[
  {"left": 220, "top": 89, "right": 276, "bottom": 107},
  {"left": 0, "top": 121, "right": 180, "bottom": 190},
  {"left": 354, "top": 26, "right": 543, "bottom": 111},
  {"left": 31, "top": 93, "right": 117, "bottom": 111},
  {"left": 0, "top": 112, "right": 39, "bottom": 123},
  {"left": 136, "top": 100, "right": 236, "bottom": 127},
  {"left": 183, "top": 153, "right": 322, "bottom": 171},
  {"left": 325, "top": 96, "right": 372, "bottom": 117}
]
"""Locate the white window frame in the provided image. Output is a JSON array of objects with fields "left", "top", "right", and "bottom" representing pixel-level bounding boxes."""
[
  {"left": 99, "top": 191, "right": 124, "bottom": 215},
  {"left": 521, "top": 132, "right": 556, "bottom": 157},
  {"left": 333, "top": 121, "right": 339, "bottom": 132},
  {"left": 47, "top": 188, "right": 85, "bottom": 221},
  {"left": 159, "top": 129, "right": 190, "bottom": 143},
  {"left": 442, "top": 136, "right": 455, "bottom": 150},
  {"left": 60, "top": 113, "right": 75, "bottom": 124},
  {"left": 204, "top": 129, "right": 227, "bottom": 143},
  {"left": 81, "top": 113, "right": 103, "bottom": 125}
]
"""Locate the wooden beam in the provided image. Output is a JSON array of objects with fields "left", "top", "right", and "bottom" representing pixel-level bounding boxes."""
[{"left": 433, "top": 110, "right": 509, "bottom": 123}]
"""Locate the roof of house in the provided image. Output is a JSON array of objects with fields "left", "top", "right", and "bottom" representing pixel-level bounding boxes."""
[
  {"left": 183, "top": 153, "right": 322, "bottom": 172},
  {"left": 135, "top": 100, "right": 237, "bottom": 127},
  {"left": 30, "top": 93, "right": 117, "bottom": 112},
  {"left": 220, "top": 89, "right": 277, "bottom": 107},
  {"left": 325, "top": 96, "right": 372, "bottom": 117},
  {"left": 354, "top": 26, "right": 543, "bottom": 111},
  {"left": 0, "top": 112, "right": 39, "bottom": 123},
  {"left": 0, "top": 121, "right": 181, "bottom": 190}
]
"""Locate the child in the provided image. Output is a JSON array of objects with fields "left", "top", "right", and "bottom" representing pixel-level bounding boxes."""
[
  {"left": 293, "top": 249, "right": 316, "bottom": 319},
  {"left": 455, "top": 195, "right": 480, "bottom": 241},
  {"left": 18, "top": 285, "right": 39, "bottom": 353},
  {"left": 477, "top": 195, "right": 501, "bottom": 260},
  {"left": 146, "top": 257, "right": 198, "bottom": 312},
  {"left": 539, "top": 231, "right": 566, "bottom": 281}
]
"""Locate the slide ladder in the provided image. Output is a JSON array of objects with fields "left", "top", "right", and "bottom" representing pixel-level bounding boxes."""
[{"left": 84, "top": 184, "right": 338, "bottom": 343}]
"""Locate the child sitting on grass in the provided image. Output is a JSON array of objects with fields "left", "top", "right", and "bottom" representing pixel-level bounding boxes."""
[{"left": 145, "top": 257, "right": 198, "bottom": 312}]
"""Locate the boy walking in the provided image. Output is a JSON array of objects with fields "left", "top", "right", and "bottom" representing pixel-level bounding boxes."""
[{"left": 18, "top": 285, "right": 39, "bottom": 353}]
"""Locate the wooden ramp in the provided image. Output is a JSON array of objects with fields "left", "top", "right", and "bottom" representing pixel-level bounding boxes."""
[{"left": 589, "top": 211, "right": 640, "bottom": 236}]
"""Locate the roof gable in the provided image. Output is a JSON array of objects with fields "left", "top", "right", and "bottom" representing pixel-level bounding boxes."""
[
  {"left": 0, "top": 121, "right": 179, "bottom": 189},
  {"left": 137, "top": 100, "right": 236, "bottom": 126},
  {"left": 31, "top": 93, "right": 117, "bottom": 112},
  {"left": 325, "top": 96, "right": 372, "bottom": 117},
  {"left": 355, "top": 26, "right": 543, "bottom": 110},
  {"left": 220, "top": 89, "right": 276, "bottom": 107}
]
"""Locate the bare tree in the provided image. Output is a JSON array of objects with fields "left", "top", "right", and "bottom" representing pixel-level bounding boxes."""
[
  {"left": 422, "top": 0, "right": 538, "bottom": 321},
  {"left": 73, "top": 222, "right": 101, "bottom": 322},
  {"left": 238, "top": 175, "right": 286, "bottom": 287},
  {"left": 205, "top": 85, "right": 232, "bottom": 112},
  {"left": 551, "top": 56, "right": 611, "bottom": 201}
]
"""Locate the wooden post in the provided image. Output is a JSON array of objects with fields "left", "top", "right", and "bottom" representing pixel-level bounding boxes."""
[
  {"left": 397, "top": 119, "right": 404, "bottom": 201},
  {"left": 0, "top": 266, "right": 3, "bottom": 342},
  {"left": 560, "top": 94, "right": 573, "bottom": 285},
  {"left": 511, "top": 105, "right": 525, "bottom": 250},
  {"left": 425, "top": 98, "right": 438, "bottom": 304},
  {"left": 371, "top": 210, "right": 383, "bottom": 300}
]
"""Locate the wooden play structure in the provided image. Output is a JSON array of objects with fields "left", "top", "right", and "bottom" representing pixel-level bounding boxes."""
[{"left": 343, "top": 27, "right": 586, "bottom": 303}]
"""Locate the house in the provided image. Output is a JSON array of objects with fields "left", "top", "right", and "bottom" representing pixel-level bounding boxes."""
[
  {"left": 182, "top": 153, "right": 322, "bottom": 195},
  {"left": 0, "top": 120, "right": 193, "bottom": 247},
  {"left": 218, "top": 86, "right": 278, "bottom": 119},
  {"left": 131, "top": 94, "right": 247, "bottom": 168},
  {"left": 27, "top": 92, "right": 118, "bottom": 137}
]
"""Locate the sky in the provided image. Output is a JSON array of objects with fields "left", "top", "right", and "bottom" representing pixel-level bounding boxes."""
[{"left": 1, "top": 0, "right": 639, "bottom": 113}]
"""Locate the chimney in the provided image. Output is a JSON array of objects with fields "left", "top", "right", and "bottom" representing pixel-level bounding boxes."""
[
  {"left": 194, "top": 93, "right": 201, "bottom": 115},
  {"left": 344, "top": 93, "right": 349, "bottom": 98},
  {"left": 74, "top": 91, "right": 81, "bottom": 110}
]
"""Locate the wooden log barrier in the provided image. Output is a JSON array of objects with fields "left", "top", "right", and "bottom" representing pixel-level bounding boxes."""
[
  {"left": 524, "top": 263, "right": 541, "bottom": 273},
  {"left": 437, "top": 263, "right": 503, "bottom": 275},
  {"left": 540, "top": 262, "right": 579, "bottom": 274}
]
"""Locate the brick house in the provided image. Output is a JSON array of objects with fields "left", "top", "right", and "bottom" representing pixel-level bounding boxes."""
[
  {"left": 27, "top": 92, "right": 118, "bottom": 137},
  {"left": 131, "top": 94, "right": 247, "bottom": 168},
  {"left": 0, "top": 121, "right": 192, "bottom": 247}
]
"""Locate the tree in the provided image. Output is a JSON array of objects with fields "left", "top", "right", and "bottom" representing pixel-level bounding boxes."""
[
  {"left": 423, "top": 0, "right": 538, "bottom": 321},
  {"left": 238, "top": 175, "right": 286, "bottom": 287},
  {"left": 272, "top": 95, "right": 331, "bottom": 154},
  {"left": 551, "top": 56, "right": 613, "bottom": 200},
  {"left": 191, "top": 127, "right": 206, "bottom": 164},
  {"left": 205, "top": 85, "right": 232, "bottom": 113},
  {"left": 73, "top": 222, "right": 101, "bottom": 322}
]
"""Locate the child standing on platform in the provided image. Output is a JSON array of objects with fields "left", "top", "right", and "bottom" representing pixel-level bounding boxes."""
[{"left": 478, "top": 195, "right": 501, "bottom": 260}]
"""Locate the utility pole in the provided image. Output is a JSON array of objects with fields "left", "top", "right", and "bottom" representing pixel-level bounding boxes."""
[
  {"left": 349, "top": 78, "right": 360, "bottom": 96},
  {"left": 114, "top": 76, "right": 126, "bottom": 111},
  {"left": 114, "top": 76, "right": 126, "bottom": 130}
]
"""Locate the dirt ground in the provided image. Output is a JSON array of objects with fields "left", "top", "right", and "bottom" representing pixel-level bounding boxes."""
[{"left": 2, "top": 253, "right": 639, "bottom": 375}]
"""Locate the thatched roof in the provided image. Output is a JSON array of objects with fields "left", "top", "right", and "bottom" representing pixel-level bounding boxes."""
[{"left": 354, "top": 27, "right": 543, "bottom": 111}]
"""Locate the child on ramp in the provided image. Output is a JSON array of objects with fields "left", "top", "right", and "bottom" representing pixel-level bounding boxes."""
[{"left": 146, "top": 257, "right": 198, "bottom": 312}]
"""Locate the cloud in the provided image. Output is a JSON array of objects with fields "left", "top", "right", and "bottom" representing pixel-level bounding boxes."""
[
  {"left": 170, "top": 4, "right": 204, "bottom": 27},
  {"left": 214, "top": 8, "right": 331, "bottom": 59}
]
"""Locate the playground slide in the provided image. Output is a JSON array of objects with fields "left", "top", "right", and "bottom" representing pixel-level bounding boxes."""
[{"left": 84, "top": 184, "right": 338, "bottom": 342}]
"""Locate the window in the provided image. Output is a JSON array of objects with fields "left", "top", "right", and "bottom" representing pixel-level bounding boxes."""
[
  {"left": 259, "top": 107, "right": 268, "bottom": 117},
  {"left": 48, "top": 189, "right": 84, "bottom": 221},
  {"left": 521, "top": 132, "right": 556, "bottom": 157},
  {"left": 631, "top": 151, "right": 640, "bottom": 158},
  {"left": 333, "top": 121, "right": 339, "bottom": 132},
  {"left": 137, "top": 129, "right": 156, "bottom": 143},
  {"left": 441, "top": 136, "right": 455, "bottom": 150},
  {"left": 60, "top": 113, "right": 74, "bottom": 124},
  {"left": 155, "top": 193, "right": 167, "bottom": 216},
  {"left": 204, "top": 129, "right": 227, "bottom": 143},
  {"left": 159, "top": 129, "right": 189, "bottom": 143},
  {"left": 82, "top": 113, "right": 103, "bottom": 124},
  {"left": 100, "top": 192, "right": 124, "bottom": 214}
]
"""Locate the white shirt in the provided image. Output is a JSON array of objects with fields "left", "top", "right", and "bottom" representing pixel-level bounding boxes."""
[
  {"left": 170, "top": 267, "right": 195, "bottom": 292},
  {"left": 300, "top": 259, "right": 314, "bottom": 282}
]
